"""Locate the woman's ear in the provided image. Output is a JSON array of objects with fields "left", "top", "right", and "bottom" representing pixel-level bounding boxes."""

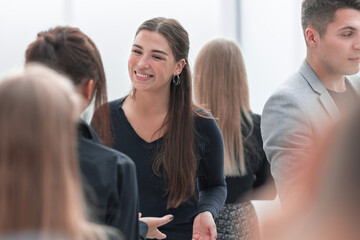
[
  {"left": 81, "top": 79, "right": 95, "bottom": 101},
  {"left": 174, "top": 59, "right": 186, "bottom": 75}
]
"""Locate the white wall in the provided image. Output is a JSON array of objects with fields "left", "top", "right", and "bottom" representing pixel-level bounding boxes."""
[
  {"left": 76, "top": 0, "right": 240, "bottom": 102},
  {"left": 240, "top": 0, "right": 306, "bottom": 114},
  {"left": 0, "top": 0, "right": 240, "bottom": 102},
  {"left": 0, "top": 0, "right": 309, "bottom": 233},
  {"left": 0, "top": 0, "right": 306, "bottom": 115},
  {"left": 0, "top": 0, "right": 240, "bottom": 122},
  {"left": 238, "top": 0, "right": 306, "bottom": 231},
  {"left": 0, "top": 0, "right": 65, "bottom": 75}
]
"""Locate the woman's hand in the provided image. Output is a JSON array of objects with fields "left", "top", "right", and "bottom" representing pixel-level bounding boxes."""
[
  {"left": 139, "top": 213, "right": 174, "bottom": 239},
  {"left": 192, "top": 211, "right": 217, "bottom": 240}
]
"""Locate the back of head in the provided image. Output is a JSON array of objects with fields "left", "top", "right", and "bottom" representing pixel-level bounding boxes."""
[
  {"left": 194, "top": 38, "right": 249, "bottom": 112},
  {"left": 25, "top": 26, "right": 105, "bottom": 87},
  {"left": 193, "top": 38, "right": 250, "bottom": 176},
  {"left": 0, "top": 64, "right": 97, "bottom": 238},
  {"left": 301, "top": 0, "right": 360, "bottom": 37},
  {"left": 25, "top": 26, "right": 111, "bottom": 146}
]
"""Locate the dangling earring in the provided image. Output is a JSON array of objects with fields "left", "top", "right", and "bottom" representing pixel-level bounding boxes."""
[{"left": 172, "top": 75, "right": 180, "bottom": 85}]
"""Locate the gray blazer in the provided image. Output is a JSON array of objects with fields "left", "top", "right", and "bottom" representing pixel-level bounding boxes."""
[{"left": 261, "top": 60, "right": 360, "bottom": 203}]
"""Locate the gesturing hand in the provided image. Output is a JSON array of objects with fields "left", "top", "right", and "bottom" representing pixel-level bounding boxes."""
[
  {"left": 139, "top": 213, "right": 174, "bottom": 239},
  {"left": 192, "top": 211, "right": 217, "bottom": 240}
]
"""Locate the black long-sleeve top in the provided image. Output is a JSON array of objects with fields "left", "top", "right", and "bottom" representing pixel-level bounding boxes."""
[
  {"left": 225, "top": 113, "right": 276, "bottom": 203},
  {"left": 78, "top": 120, "right": 147, "bottom": 240},
  {"left": 105, "top": 97, "right": 227, "bottom": 240}
]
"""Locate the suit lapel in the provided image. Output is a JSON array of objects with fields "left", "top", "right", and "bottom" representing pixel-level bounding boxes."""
[
  {"left": 346, "top": 74, "right": 360, "bottom": 96},
  {"left": 299, "top": 61, "right": 341, "bottom": 120},
  {"left": 318, "top": 93, "right": 341, "bottom": 120}
]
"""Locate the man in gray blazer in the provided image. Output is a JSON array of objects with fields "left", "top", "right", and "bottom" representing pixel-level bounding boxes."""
[{"left": 261, "top": 0, "right": 360, "bottom": 204}]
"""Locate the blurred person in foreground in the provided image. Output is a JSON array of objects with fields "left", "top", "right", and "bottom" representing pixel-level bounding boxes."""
[
  {"left": 0, "top": 64, "right": 121, "bottom": 240},
  {"left": 261, "top": 98, "right": 360, "bottom": 240}
]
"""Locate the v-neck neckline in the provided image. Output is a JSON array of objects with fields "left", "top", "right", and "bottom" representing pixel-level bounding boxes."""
[{"left": 117, "top": 97, "right": 165, "bottom": 147}]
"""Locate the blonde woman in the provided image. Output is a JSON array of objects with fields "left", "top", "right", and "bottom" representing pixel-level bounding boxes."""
[
  {"left": 0, "top": 64, "right": 121, "bottom": 240},
  {"left": 194, "top": 39, "right": 276, "bottom": 240}
]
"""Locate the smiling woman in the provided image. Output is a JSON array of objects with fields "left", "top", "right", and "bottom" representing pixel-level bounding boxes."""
[
  {"left": 92, "top": 17, "right": 227, "bottom": 240},
  {"left": 127, "top": 30, "right": 182, "bottom": 94}
]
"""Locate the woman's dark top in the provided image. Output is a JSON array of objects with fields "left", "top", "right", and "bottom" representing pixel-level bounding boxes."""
[
  {"left": 104, "top": 97, "right": 227, "bottom": 240},
  {"left": 225, "top": 113, "right": 275, "bottom": 203},
  {"left": 78, "top": 120, "right": 148, "bottom": 240}
]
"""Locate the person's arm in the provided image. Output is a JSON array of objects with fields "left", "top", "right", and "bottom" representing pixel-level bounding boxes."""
[
  {"left": 250, "top": 153, "right": 277, "bottom": 200},
  {"left": 109, "top": 154, "right": 141, "bottom": 240},
  {"left": 192, "top": 211, "right": 217, "bottom": 240},
  {"left": 261, "top": 90, "right": 314, "bottom": 205},
  {"left": 250, "top": 114, "right": 277, "bottom": 200},
  {"left": 138, "top": 220, "right": 148, "bottom": 240},
  {"left": 192, "top": 116, "right": 227, "bottom": 240},
  {"left": 139, "top": 214, "right": 174, "bottom": 239}
]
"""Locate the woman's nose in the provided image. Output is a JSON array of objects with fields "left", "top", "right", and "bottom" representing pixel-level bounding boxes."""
[{"left": 138, "top": 55, "right": 150, "bottom": 69}]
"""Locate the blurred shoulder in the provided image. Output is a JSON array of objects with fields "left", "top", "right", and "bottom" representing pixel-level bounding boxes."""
[{"left": 250, "top": 112, "right": 261, "bottom": 124}]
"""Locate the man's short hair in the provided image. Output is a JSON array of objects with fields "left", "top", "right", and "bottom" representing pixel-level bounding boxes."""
[{"left": 302, "top": 0, "right": 360, "bottom": 36}]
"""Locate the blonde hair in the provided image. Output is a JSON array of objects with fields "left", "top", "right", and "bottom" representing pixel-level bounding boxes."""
[
  {"left": 0, "top": 64, "right": 106, "bottom": 239},
  {"left": 194, "top": 39, "right": 252, "bottom": 176}
]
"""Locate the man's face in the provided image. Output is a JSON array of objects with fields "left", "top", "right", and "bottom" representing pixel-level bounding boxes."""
[{"left": 317, "top": 8, "right": 360, "bottom": 77}]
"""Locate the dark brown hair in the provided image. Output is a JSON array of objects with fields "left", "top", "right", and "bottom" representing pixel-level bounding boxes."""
[
  {"left": 25, "top": 26, "right": 112, "bottom": 146},
  {"left": 301, "top": 0, "right": 360, "bottom": 37},
  {"left": 133, "top": 17, "right": 196, "bottom": 209}
]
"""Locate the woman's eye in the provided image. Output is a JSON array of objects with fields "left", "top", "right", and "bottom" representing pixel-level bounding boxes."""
[
  {"left": 153, "top": 55, "right": 164, "bottom": 60},
  {"left": 132, "top": 49, "right": 142, "bottom": 54}
]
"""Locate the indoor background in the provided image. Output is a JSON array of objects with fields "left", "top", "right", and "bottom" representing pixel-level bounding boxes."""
[
  {"left": 0, "top": 0, "right": 305, "bottom": 115},
  {"left": 0, "top": 0, "right": 307, "bottom": 229}
]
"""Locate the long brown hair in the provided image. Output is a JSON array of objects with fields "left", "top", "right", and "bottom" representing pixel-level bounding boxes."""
[
  {"left": 132, "top": 17, "right": 196, "bottom": 209},
  {"left": 0, "top": 64, "right": 105, "bottom": 239},
  {"left": 25, "top": 26, "right": 112, "bottom": 146},
  {"left": 194, "top": 39, "right": 252, "bottom": 176}
]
